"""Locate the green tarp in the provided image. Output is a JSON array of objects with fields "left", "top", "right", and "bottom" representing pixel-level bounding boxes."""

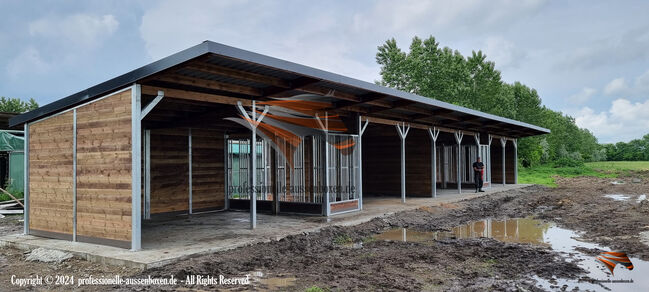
[{"left": 0, "top": 131, "right": 24, "bottom": 192}]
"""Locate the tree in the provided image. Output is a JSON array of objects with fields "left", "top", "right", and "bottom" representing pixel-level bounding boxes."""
[
  {"left": 0, "top": 97, "right": 38, "bottom": 113},
  {"left": 376, "top": 36, "right": 603, "bottom": 166}
]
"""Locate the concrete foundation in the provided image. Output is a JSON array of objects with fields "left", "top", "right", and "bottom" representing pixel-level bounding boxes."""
[{"left": 0, "top": 184, "right": 528, "bottom": 270}]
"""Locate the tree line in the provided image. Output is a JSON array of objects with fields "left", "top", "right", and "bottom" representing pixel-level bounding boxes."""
[{"left": 375, "top": 36, "right": 618, "bottom": 167}]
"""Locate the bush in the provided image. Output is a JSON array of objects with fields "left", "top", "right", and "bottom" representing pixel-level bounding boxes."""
[{"left": 553, "top": 157, "right": 584, "bottom": 168}]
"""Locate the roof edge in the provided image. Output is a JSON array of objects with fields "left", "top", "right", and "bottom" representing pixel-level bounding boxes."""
[{"left": 9, "top": 42, "right": 211, "bottom": 127}]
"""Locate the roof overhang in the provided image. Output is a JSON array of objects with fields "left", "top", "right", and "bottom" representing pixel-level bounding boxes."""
[{"left": 10, "top": 41, "right": 550, "bottom": 138}]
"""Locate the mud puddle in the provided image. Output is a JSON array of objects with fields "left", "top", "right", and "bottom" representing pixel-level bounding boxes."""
[
  {"left": 249, "top": 271, "right": 297, "bottom": 290},
  {"left": 603, "top": 193, "right": 647, "bottom": 203},
  {"left": 374, "top": 217, "right": 649, "bottom": 291}
]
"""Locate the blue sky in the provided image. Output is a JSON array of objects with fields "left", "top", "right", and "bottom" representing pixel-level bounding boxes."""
[{"left": 1, "top": 0, "right": 648, "bottom": 143}]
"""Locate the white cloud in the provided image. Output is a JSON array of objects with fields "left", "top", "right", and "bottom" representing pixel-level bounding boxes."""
[
  {"left": 483, "top": 36, "right": 525, "bottom": 69},
  {"left": 572, "top": 98, "right": 649, "bottom": 143},
  {"left": 603, "top": 77, "right": 629, "bottom": 96},
  {"left": 602, "top": 69, "right": 649, "bottom": 98},
  {"left": 568, "top": 87, "right": 596, "bottom": 104},
  {"left": 138, "top": 0, "right": 547, "bottom": 83},
  {"left": 29, "top": 14, "right": 119, "bottom": 48},
  {"left": 5, "top": 47, "right": 51, "bottom": 78}
]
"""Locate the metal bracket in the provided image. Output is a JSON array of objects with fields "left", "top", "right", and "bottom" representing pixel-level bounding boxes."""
[
  {"left": 454, "top": 131, "right": 464, "bottom": 145},
  {"left": 359, "top": 117, "right": 369, "bottom": 136},
  {"left": 474, "top": 133, "right": 480, "bottom": 145},
  {"left": 500, "top": 137, "right": 507, "bottom": 148},
  {"left": 395, "top": 122, "right": 410, "bottom": 139},
  {"left": 237, "top": 101, "right": 269, "bottom": 128},
  {"left": 428, "top": 127, "right": 440, "bottom": 142},
  {"left": 140, "top": 90, "right": 164, "bottom": 120}
]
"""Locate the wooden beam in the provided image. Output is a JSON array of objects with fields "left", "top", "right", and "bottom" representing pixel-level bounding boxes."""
[
  {"left": 367, "top": 100, "right": 416, "bottom": 114},
  {"left": 184, "top": 62, "right": 290, "bottom": 88},
  {"left": 297, "top": 84, "right": 359, "bottom": 102},
  {"left": 263, "top": 76, "right": 320, "bottom": 97},
  {"left": 153, "top": 74, "right": 262, "bottom": 96},
  {"left": 362, "top": 116, "right": 477, "bottom": 135},
  {"left": 331, "top": 93, "right": 387, "bottom": 110},
  {"left": 141, "top": 85, "right": 252, "bottom": 106}
]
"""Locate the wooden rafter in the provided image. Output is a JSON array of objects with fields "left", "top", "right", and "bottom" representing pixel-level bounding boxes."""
[
  {"left": 153, "top": 74, "right": 263, "bottom": 96},
  {"left": 183, "top": 62, "right": 290, "bottom": 88}
]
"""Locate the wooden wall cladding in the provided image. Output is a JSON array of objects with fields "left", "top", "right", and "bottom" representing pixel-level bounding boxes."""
[
  {"left": 505, "top": 143, "right": 516, "bottom": 184},
  {"left": 362, "top": 126, "right": 400, "bottom": 196},
  {"left": 362, "top": 127, "right": 434, "bottom": 197},
  {"left": 149, "top": 128, "right": 189, "bottom": 214},
  {"left": 76, "top": 89, "right": 132, "bottom": 244},
  {"left": 29, "top": 111, "right": 74, "bottom": 237},
  {"left": 490, "top": 143, "right": 504, "bottom": 184},
  {"left": 190, "top": 129, "right": 225, "bottom": 210},
  {"left": 405, "top": 130, "right": 432, "bottom": 197}
]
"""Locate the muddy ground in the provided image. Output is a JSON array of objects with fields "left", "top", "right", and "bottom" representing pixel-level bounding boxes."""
[{"left": 1, "top": 172, "right": 648, "bottom": 291}]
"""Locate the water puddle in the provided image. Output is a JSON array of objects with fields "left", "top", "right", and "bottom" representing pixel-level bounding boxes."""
[
  {"left": 611, "top": 180, "right": 625, "bottom": 185},
  {"left": 248, "top": 271, "right": 297, "bottom": 290},
  {"left": 374, "top": 217, "right": 649, "bottom": 291},
  {"left": 637, "top": 194, "right": 647, "bottom": 203},
  {"left": 604, "top": 194, "right": 632, "bottom": 201}
]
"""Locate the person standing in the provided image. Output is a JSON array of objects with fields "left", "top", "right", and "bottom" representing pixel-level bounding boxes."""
[{"left": 473, "top": 157, "right": 485, "bottom": 193}]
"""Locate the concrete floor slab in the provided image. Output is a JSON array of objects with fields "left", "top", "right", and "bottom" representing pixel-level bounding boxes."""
[{"left": 0, "top": 184, "right": 528, "bottom": 270}]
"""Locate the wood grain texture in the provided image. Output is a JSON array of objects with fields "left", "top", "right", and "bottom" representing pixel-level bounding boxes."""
[
  {"left": 190, "top": 129, "right": 225, "bottom": 210},
  {"left": 29, "top": 111, "right": 74, "bottom": 235},
  {"left": 149, "top": 128, "right": 189, "bottom": 214},
  {"left": 76, "top": 90, "right": 132, "bottom": 242}
]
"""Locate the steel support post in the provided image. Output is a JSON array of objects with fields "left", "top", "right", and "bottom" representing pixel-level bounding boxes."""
[
  {"left": 316, "top": 113, "right": 331, "bottom": 216},
  {"left": 358, "top": 116, "right": 369, "bottom": 209},
  {"left": 454, "top": 131, "right": 464, "bottom": 194},
  {"left": 188, "top": 128, "right": 193, "bottom": 214},
  {"left": 428, "top": 127, "right": 440, "bottom": 198},
  {"left": 23, "top": 123, "right": 29, "bottom": 235},
  {"left": 144, "top": 130, "right": 151, "bottom": 219},
  {"left": 224, "top": 134, "right": 230, "bottom": 210},
  {"left": 131, "top": 84, "right": 142, "bottom": 251},
  {"left": 72, "top": 109, "right": 77, "bottom": 242},
  {"left": 513, "top": 139, "right": 518, "bottom": 184},
  {"left": 395, "top": 123, "right": 410, "bottom": 203},
  {"left": 500, "top": 137, "right": 507, "bottom": 187},
  {"left": 236, "top": 101, "right": 268, "bottom": 229}
]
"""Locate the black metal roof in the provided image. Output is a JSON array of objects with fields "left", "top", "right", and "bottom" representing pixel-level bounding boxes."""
[{"left": 9, "top": 41, "right": 550, "bottom": 137}]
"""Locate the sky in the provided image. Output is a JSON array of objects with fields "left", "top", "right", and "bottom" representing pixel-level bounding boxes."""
[{"left": 1, "top": 0, "right": 648, "bottom": 143}]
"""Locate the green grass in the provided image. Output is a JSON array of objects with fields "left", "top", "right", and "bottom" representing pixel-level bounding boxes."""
[
  {"left": 586, "top": 161, "right": 649, "bottom": 172},
  {"left": 519, "top": 162, "right": 624, "bottom": 187},
  {"left": 305, "top": 286, "right": 329, "bottom": 292},
  {"left": 0, "top": 188, "right": 23, "bottom": 202},
  {"left": 333, "top": 234, "right": 353, "bottom": 245}
]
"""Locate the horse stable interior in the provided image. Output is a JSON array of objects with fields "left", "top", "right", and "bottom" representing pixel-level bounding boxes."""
[{"left": 9, "top": 41, "right": 549, "bottom": 250}]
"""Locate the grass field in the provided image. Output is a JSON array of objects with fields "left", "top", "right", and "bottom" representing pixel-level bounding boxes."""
[{"left": 519, "top": 161, "right": 649, "bottom": 187}]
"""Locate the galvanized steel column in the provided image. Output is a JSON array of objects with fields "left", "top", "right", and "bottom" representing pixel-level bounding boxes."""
[
  {"left": 358, "top": 116, "right": 369, "bottom": 210},
  {"left": 131, "top": 84, "right": 142, "bottom": 251},
  {"left": 236, "top": 101, "right": 268, "bottom": 229},
  {"left": 23, "top": 123, "right": 29, "bottom": 235},
  {"left": 428, "top": 127, "right": 440, "bottom": 198},
  {"left": 454, "top": 131, "right": 464, "bottom": 194},
  {"left": 396, "top": 123, "right": 410, "bottom": 203},
  {"left": 188, "top": 128, "right": 193, "bottom": 214},
  {"left": 500, "top": 137, "right": 507, "bottom": 187},
  {"left": 513, "top": 138, "right": 518, "bottom": 184}
]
